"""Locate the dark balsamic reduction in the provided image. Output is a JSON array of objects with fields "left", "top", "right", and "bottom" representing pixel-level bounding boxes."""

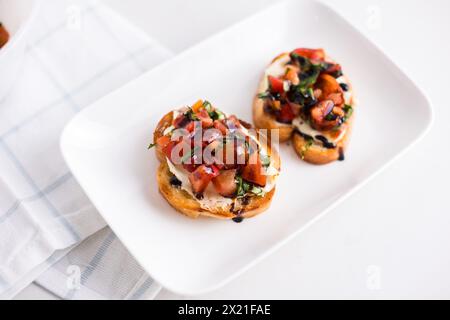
[
  {"left": 338, "top": 148, "right": 345, "bottom": 161},
  {"left": 169, "top": 175, "right": 182, "bottom": 188},
  {"left": 339, "top": 83, "right": 349, "bottom": 91},
  {"left": 195, "top": 193, "right": 204, "bottom": 200},
  {"left": 296, "top": 127, "right": 337, "bottom": 150},
  {"left": 241, "top": 196, "right": 251, "bottom": 206},
  {"left": 315, "top": 135, "right": 335, "bottom": 149},
  {"left": 230, "top": 198, "right": 249, "bottom": 223},
  {"left": 296, "top": 130, "right": 313, "bottom": 141},
  {"left": 232, "top": 216, "right": 244, "bottom": 223}
]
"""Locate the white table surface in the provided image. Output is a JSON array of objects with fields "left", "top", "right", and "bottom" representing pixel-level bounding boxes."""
[{"left": 15, "top": 0, "right": 450, "bottom": 300}]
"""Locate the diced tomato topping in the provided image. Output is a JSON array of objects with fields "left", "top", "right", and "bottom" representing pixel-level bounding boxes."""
[
  {"left": 268, "top": 75, "right": 285, "bottom": 94},
  {"left": 188, "top": 165, "right": 220, "bottom": 194},
  {"left": 224, "top": 115, "right": 242, "bottom": 132},
  {"left": 213, "top": 120, "right": 228, "bottom": 135},
  {"left": 285, "top": 67, "right": 300, "bottom": 85},
  {"left": 316, "top": 74, "right": 342, "bottom": 102},
  {"left": 327, "top": 92, "right": 344, "bottom": 106},
  {"left": 195, "top": 109, "right": 213, "bottom": 128},
  {"left": 276, "top": 104, "right": 296, "bottom": 124},
  {"left": 173, "top": 114, "right": 190, "bottom": 128},
  {"left": 209, "top": 165, "right": 220, "bottom": 177},
  {"left": 156, "top": 135, "right": 171, "bottom": 149},
  {"left": 185, "top": 121, "right": 195, "bottom": 132},
  {"left": 212, "top": 169, "right": 237, "bottom": 197},
  {"left": 191, "top": 99, "right": 204, "bottom": 112},
  {"left": 324, "top": 63, "right": 342, "bottom": 75},
  {"left": 183, "top": 163, "right": 197, "bottom": 173},
  {"left": 241, "top": 153, "right": 266, "bottom": 187},
  {"left": 214, "top": 163, "right": 225, "bottom": 170},
  {"left": 293, "top": 48, "right": 325, "bottom": 60},
  {"left": 162, "top": 141, "right": 177, "bottom": 161}
]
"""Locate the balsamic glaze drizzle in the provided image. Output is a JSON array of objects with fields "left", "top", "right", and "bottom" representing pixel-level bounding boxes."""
[
  {"left": 338, "top": 147, "right": 345, "bottom": 161},
  {"left": 315, "top": 135, "right": 336, "bottom": 149},
  {"left": 169, "top": 175, "right": 182, "bottom": 188},
  {"left": 232, "top": 216, "right": 244, "bottom": 223}
]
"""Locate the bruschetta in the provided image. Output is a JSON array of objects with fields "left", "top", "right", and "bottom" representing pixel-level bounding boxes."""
[
  {"left": 253, "top": 48, "right": 355, "bottom": 164},
  {"left": 151, "top": 100, "right": 280, "bottom": 221}
]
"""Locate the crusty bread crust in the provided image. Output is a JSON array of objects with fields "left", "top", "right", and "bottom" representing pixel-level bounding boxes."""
[{"left": 153, "top": 110, "right": 280, "bottom": 219}]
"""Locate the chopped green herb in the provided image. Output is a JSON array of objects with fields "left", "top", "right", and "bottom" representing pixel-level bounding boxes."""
[
  {"left": 209, "top": 109, "right": 225, "bottom": 121},
  {"left": 300, "top": 138, "right": 314, "bottom": 159},
  {"left": 342, "top": 104, "right": 353, "bottom": 123},
  {"left": 290, "top": 52, "right": 301, "bottom": 60},
  {"left": 202, "top": 100, "right": 213, "bottom": 111},
  {"left": 290, "top": 52, "right": 308, "bottom": 67},
  {"left": 185, "top": 108, "right": 199, "bottom": 121},
  {"left": 299, "top": 66, "right": 321, "bottom": 88},
  {"left": 235, "top": 175, "right": 266, "bottom": 198},
  {"left": 235, "top": 175, "right": 251, "bottom": 198},
  {"left": 288, "top": 53, "right": 323, "bottom": 89},
  {"left": 250, "top": 186, "right": 265, "bottom": 197},
  {"left": 258, "top": 92, "right": 272, "bottom": 99},
  {"left": 201, "top": 101, "right": 225, "bottom": 120},
  {"left": 325, "top": 112, "right": 338, "bottom": 121},
  {"left": 260, "top": 153, "right": 271, "bottom": 168},
  {"left": 147, "top": 142, "right": 156, "bottom": 150}
]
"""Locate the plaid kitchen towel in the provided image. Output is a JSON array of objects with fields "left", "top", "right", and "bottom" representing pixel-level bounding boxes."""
[{"left": 0, "top": 0, "right": 172, "bottom": 299}]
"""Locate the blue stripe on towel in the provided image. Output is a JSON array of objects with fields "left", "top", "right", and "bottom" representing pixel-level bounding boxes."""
[
  {"left": 0, "top": 140, "right": 80, "bottom": 241},
  {"left": 0, "top": 172, "right": 73, "bottom": 224},
  {"left": 129, "top": 277, "right": 154, "bottom": 300},
  {"left": 65, "top": 230, "right": 116, "bottom": 299}
]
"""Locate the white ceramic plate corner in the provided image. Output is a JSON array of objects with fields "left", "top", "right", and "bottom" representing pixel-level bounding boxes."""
[{"left": 60, "top": 0, "right": 433, "bottom": 295}]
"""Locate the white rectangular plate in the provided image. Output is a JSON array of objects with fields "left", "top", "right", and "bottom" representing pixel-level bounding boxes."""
[{"left": 60, "top": 0, "right": 432, "bottom": 295}]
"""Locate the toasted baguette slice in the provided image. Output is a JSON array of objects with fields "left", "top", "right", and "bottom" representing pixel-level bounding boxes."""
[
  {"left": 157, "top": 162, "right": 277, "bottom": 219},
  {"left": 254, "top": 48, "right": 355, "bottom": 165},
  {"left": 153, "top": 105, "right": 280, "bottom": 220}
]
